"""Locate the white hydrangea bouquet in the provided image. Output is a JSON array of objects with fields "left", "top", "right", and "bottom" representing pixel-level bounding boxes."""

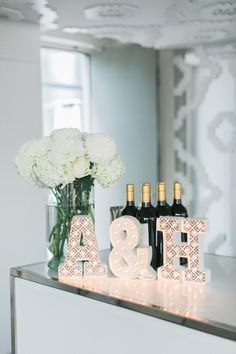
[{"left": 15, "top": 128, "right": 125, "bottom": 270}]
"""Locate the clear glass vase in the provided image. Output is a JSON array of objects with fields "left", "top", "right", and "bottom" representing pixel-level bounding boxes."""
[{"left": 46, "top": 176, "right": 94, "bottom": 271}]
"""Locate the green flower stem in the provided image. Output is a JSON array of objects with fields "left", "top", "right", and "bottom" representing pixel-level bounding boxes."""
[{"left": 47, "top": 177, "right": 95, "bottom": 271}]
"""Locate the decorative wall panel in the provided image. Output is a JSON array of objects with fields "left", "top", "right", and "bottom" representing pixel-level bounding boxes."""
[{"left": 171, "top": 43, "right": 236, "bottom": 257}]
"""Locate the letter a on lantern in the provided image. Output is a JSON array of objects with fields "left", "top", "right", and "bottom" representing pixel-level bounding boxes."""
[
  {"left": 157, "top": 217, "right": 211, "bottom": 285},
  {"left": 59, "top": 216, "right": 107, "bottom": 280}
]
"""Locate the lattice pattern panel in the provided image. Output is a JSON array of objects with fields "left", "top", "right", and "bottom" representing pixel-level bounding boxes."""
[
  {"left": 157, "top": 217, "right": 211, "bottom": 285},
  {"left": 171, "top": 48, "right": 236, "bottom": 257},
  {"left": 59, "top": 216, "right": 107, "bottom": 279},
  {"left": 173, "top": 51, "right": 222, "bottom": 213}
]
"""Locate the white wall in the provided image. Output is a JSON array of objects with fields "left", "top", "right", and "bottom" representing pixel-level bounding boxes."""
[
  {"left": 91, "top": 45, "right": 158, "bottom": 249},
  {"left": 0, "top": 21, "right": 46, "bottom": 354}
]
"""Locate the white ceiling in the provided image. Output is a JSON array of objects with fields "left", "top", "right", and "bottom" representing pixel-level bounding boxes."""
[{"left": 0, "top": 0, "right": 236, "bottom": 50}]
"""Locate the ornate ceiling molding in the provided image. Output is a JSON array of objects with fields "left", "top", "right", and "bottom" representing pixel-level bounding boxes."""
[
  {"left": 193, "top": 28, "right": 228, "bottom": 42},
  {"left": 0, "top": 6, "right": 25, "bottom": 21},
  {"left": 84, "top": 4, "right": 139, "bottom": 20},
  {"left": 63, "top": 24, "right": 161, "bottom": 47},
  {"left": 199, "top": 2, "right": 236, "bottom": 23},
  {"left": 206, "top": 42, "right": 236, "bottom": 60},
  {"left": 31, "top": 0, "right": 58, "bottom": 31},
  {"left": 1, "top": 0, "right": 236, "bottom": 49}
]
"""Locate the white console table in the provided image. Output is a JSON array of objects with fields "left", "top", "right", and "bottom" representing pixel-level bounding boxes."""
[{"left": 10, "top": 253, "right": 236, "bottom": 354}]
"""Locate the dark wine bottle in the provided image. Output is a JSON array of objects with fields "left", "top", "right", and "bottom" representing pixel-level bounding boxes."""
[
  {"left": 121, "top": 184, "right": 139, "bottom": 217},
  {"left": 136, "top": 183, "right": 157, "bottom": 270},
  {"left": 155, "top": 182, "right": 171, "bottom": 267},
  {"left": 170, "top": 181, "right": 188, "bottom": 266},
  {"left": 143, "top": 182, "right": 156, "bottom": 213}
]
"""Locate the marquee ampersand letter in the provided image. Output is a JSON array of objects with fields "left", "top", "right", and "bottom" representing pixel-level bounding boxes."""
[
  {"left": 59, "top": 216, "right": 107, "bottom": 280},
  {"left": 157, "top": 217, "right": 211, "bottom": 285},
  {"left": 109, "top": 216, "right": 156, "bottom": 279}
]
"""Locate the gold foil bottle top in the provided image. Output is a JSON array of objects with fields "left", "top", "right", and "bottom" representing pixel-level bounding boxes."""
[
  {"left": 157, "top": 182, "right": 166, "bottom": 202},
  {"left": 173, "top": 181, "right": 182, "bottom": 200},
  {"left": 126, "top": 184, "right": 134, "bottom": 202},
  {"left": 142, "top": 183, "right": 151, "bottom": 203},
  {"left": 143, "top": 182, "right": 151, "bottom": 196}
]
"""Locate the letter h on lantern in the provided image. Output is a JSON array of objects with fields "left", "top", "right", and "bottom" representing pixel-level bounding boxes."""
[{"left": 157, "top": 217, "right": 211, "bottom": 285}]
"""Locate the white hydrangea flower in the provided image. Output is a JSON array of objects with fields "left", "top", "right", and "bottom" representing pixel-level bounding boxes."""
[
  {"left": 15, "top": 128, "right": 125, "bottom": 189},
  {"left": 92, "top": 155, "right": 125, "bottom": 188},
  {"left": 15, "top": 138, "right": 50, "bottom": 187},
  {"left": 49, "top": 128, "right": 85, "bottom": 164},
  {"left": 72, "top": 157, "right": 90, "bottom": 179},
  {"left": 34, "top": 157, "right": 83, "bottom": 189},
  {"left": 15, "top": 141, "right": 34, "bottom": 184},
  {"left": 85, "top": 133, "right": 117, "bottom": 164},
  {"left": 33, "top": 158, "right": 63, "bottom": 188},
  {"left": 28, "top": 137, "right": 51, "bottom": 158},
  {"left": 48, "top": 139, "right": 85, "bottom": 165},
  {"left": 51, "top": 128, "right": 82, "bottom": 141}
]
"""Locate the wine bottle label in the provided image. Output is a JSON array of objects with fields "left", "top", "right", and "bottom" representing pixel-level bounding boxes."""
[{"left": 140, "top": 224, "right": 149, "bottom": 246}]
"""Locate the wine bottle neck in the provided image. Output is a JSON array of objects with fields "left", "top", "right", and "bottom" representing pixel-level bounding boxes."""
[
  {"left": 126, "top": 201, "right": 135, "bottom": 206},
  {"left": 173, "top": 199, "right": 182, "bottom": 205},
  {"left": 141, "top": 202, "right": 151, "bottom": 208},
  {"left": 157, "top": 200, "right": 168, "bottom": 206}
]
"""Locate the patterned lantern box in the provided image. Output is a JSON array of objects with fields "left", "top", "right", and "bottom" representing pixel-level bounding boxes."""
[
  {"left": 157, "top": 217, "right": 211, "bottom": 285},
  {"left": 59, "top": 215, "right": 107, "bottom": 280}
]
